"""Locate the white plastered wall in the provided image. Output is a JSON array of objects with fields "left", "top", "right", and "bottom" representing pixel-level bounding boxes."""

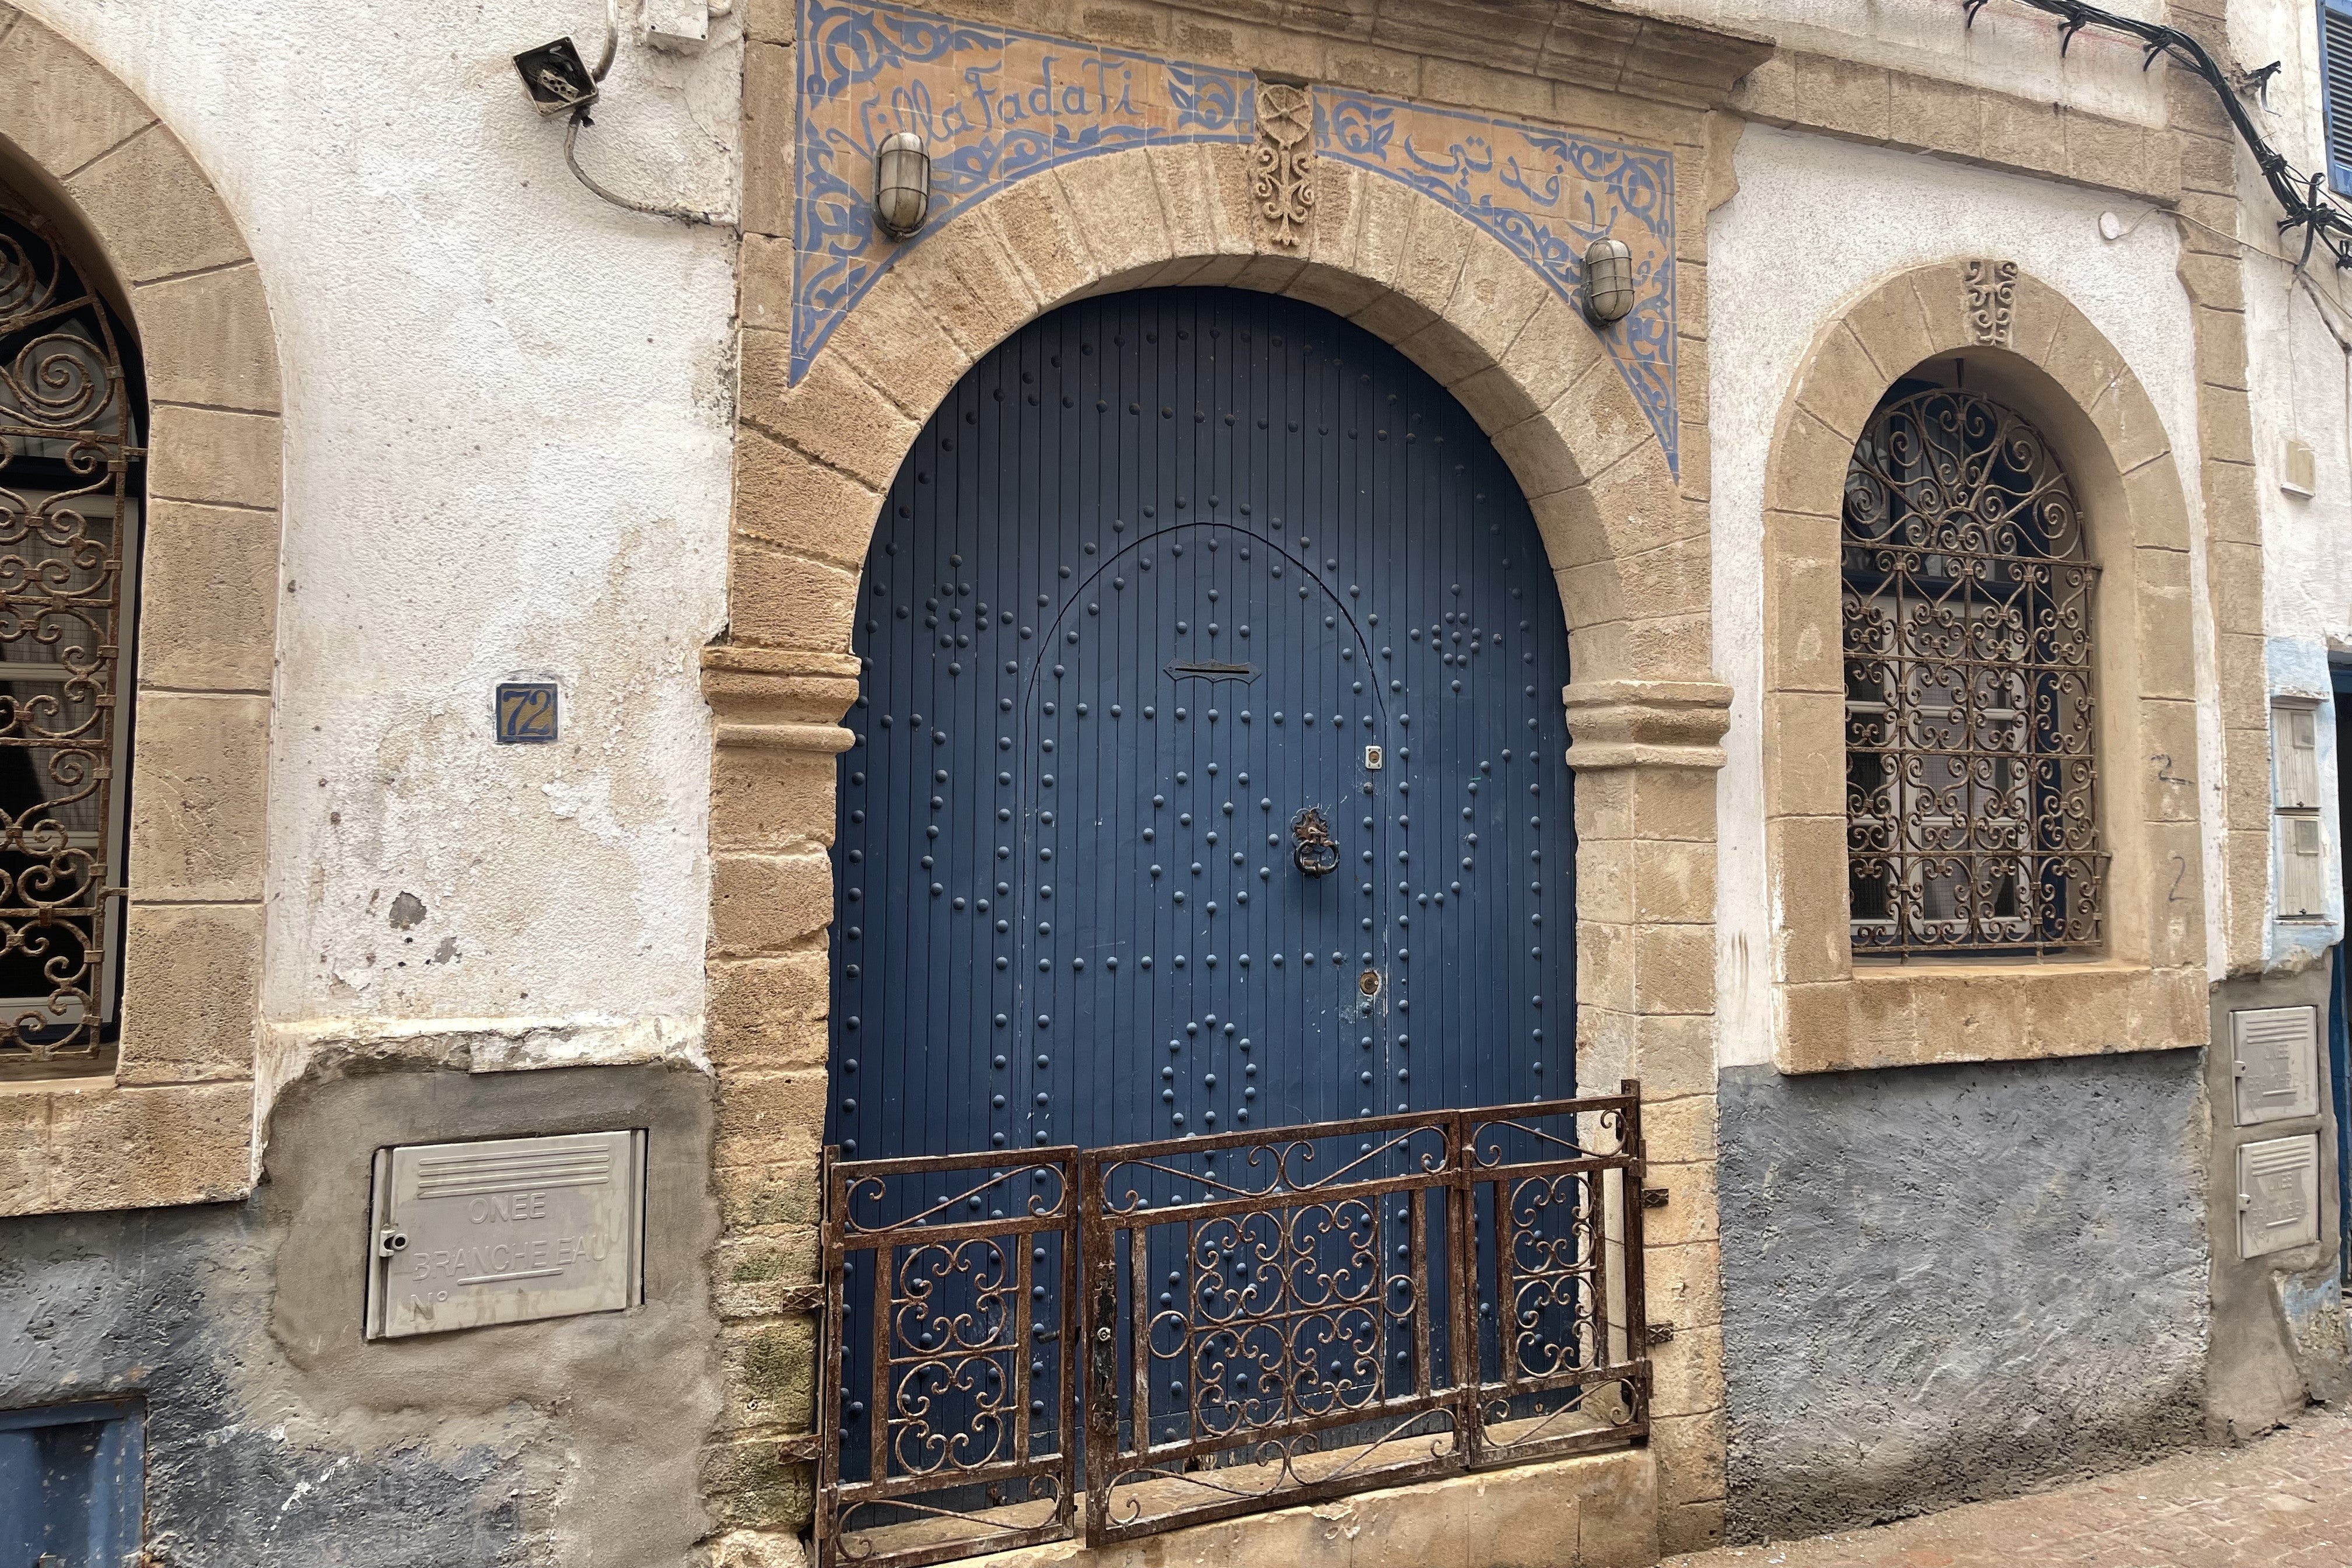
[
  {"left": 2233, "top": 0, "right": 2352, "bottom": 968},
  {"left": 1709, "top": 124, "right": 2214, "bottom": 1068},
  {"left": 1652, "top": 0, "right": 2169, "bottom": 124},
  {"left": 19, "top": 0, "right": 741, "bottom": 1110}
]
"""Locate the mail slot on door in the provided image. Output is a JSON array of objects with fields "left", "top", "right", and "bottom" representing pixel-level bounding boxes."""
[{"left": 365, "top": 1129, "right": 646, "bottom": 1340}]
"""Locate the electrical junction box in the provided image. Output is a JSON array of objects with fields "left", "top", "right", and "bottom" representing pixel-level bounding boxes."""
[
  {"left": 2231, "top": 1006, "right": 2320, "bottom": 1126},
  {"left": 365, "top": 1130, "right": 646, "bottom": 1340},
  {"left": 2282, "top": 437, "right": 2316, "bottom": 498},
  {"left": 642, "top": 0, "right": 710, "bottom": 47},
  {"left": 2237, "top": 1134, "right": 2320, "bottom": 1259}
]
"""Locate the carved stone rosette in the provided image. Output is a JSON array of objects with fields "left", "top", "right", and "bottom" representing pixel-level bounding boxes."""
[
  {"left": 1965, "top": 258, "right": 2019, "bottom": 347},
  {"left": 1253, "top": 82, "right": 1315, "bottom": 247}
]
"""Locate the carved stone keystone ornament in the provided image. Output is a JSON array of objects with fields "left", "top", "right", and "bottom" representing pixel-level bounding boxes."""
[
  {"left": 1965, "top": 257, "right": 2020, "bottom": 347},
  {"left": 1253, "top": 82, "right": 1315, "bottom": 245}
]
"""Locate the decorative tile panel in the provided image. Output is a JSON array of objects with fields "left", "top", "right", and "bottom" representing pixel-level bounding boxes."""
[
  {"left": 1316, "top": 90, "right": 1678, "bottom": 472},
  {"left": 792, "top": 0, "right": 1255, "bottom": 379},
  {"left": 788, "top": 1, "right": 1681, "bottom": 471}
]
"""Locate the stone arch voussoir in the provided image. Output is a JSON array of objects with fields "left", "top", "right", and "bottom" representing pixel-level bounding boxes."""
[
  {"left": 1757, "top": 257, "right": 2206, "bottom": 1074},
  {"left": 730, "top": 142, "right": 1700, "bottom": 687}
]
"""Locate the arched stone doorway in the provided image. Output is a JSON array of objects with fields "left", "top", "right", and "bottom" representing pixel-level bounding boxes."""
[
  {"left": 831, "top": 286, "right": 1578, "bottom": 1161},
  {"left": 704, "top": 137, "right": 1737, "bottom": 1556}
]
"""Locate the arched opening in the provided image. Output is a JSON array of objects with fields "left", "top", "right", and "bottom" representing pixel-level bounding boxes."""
[
  {"left": 0, "top": 179, "right": 144, "bottom": 1080},
  {"left": 828, "top": 286, "right": 1579, "bottom": 1163},
  {"left": 1840, "top": 368, "right": 2102, "bottom": 958},
  {"left": 1755, "top": 260, "right": 2201, "bottom": 1076}
]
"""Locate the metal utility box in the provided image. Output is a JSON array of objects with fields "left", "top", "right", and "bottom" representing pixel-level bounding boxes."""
[
  {"left": 2237, "top": 1133, "right": 2321, "bottom": 1259},
  {"left": 2231, "top": 1006, "right": 2320, "bottom": 1126},
  {"left": 365, "top": 1130, "right": 646, "bottom": 1340}
]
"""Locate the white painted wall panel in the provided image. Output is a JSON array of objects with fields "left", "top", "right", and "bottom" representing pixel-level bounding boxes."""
[
  {"left": 1709, "top": 125, "right": 2207, "bottom": 1068},
  {"left": 18, "top": 1, "right": 740, "bottom": 1088}
]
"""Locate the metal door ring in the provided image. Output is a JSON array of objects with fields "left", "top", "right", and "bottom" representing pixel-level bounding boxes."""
[{"left": 1290, "top": 807, "right": 1339, "bottom": 876}]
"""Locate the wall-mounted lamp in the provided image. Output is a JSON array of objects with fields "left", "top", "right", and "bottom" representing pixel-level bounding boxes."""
[
  {"left": 874, "top": 132, "right": 933, "bottom": 240},
  {"left": 1580, "top": 237, "right": 1633, "bottom": 325}
]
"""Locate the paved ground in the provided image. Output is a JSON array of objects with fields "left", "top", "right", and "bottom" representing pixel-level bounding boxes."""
[{"left": 1662, "top": 1406, "right": 2352, "bottom": 1568}]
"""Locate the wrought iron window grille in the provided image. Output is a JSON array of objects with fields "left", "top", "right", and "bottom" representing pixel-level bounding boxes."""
[
  {"left": 0, "top": 197, "right": 141, "bottom": 1076},
  {"left": 1842, "top": 384, "right": 2105, "bottom": 958}
]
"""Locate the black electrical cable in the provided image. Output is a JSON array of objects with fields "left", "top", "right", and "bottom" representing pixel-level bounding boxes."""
[{"left": 1967, "top": 0, "right": 2352, "bottom": 268}]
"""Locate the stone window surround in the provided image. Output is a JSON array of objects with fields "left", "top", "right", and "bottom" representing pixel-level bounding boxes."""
[
  {"left": 710, "top": 0, "right": 1776, "bottom": 1541},
  {"left": 0, "top": 6, "right": 280, "bottom": 1216},
  {"left": 1760, "top": 261, "right": 2208, "bottom": 1076}
]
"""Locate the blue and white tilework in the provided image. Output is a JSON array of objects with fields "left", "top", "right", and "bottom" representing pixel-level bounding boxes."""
[{"left": 791, "top": 0, "right": 1680, "bottom": 471}]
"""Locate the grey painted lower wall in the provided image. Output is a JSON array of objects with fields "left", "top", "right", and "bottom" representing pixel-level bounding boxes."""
[
  {"left": 1717, "top": 1051, "right": 2210, "bottom": 1541},
  {"left": 1, "top": 1056, "right": 722, "bottom": 1568}
]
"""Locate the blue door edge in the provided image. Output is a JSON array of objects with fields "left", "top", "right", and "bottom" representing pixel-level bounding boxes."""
[
  {"left": 0, "top": 1396, "right": 145, "bottom": 1568},
  {"left": 2331, "top": 663, "right": 2352, "bottom": 1282}
]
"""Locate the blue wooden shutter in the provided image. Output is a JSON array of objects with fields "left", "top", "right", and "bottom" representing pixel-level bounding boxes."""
[
  {"left": 0, "top": 1401, "right": 145, "bottom": 1567},
  {"left": 2325, "top": 0, "right": 2352, "bottom": 195}
]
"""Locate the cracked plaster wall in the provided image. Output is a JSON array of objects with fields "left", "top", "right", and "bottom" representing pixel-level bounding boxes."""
[{"left": 18, "top": 0, "right": 741, "bottom": 1112}]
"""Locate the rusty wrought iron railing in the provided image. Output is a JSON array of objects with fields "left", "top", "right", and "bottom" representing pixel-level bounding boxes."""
[
  {"left": 816, "top": 1086, "right": 1648, "bottom": 1567},
  {"left": 816, "top": 1146, "right": 1082, "bottom": 1568}
]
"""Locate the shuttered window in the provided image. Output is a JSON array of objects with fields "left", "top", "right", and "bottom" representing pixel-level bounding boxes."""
[
  {"left": 2274, "top": 701, "right": 2329, "bottom": 919},
  {"left": 2277, "top": 704, "right": 2322, "bottom": 808},
  {"left": 2325, "top": 0, "right": 2352, "bottom": 195},
  {"left": 2283, "top": 816, "right": 2329, "bottom": 919}
]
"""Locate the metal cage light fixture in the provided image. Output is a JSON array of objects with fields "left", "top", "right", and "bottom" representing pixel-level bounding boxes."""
[
  {"left": 874, "top": 131, "right": 933, "bottom": 240},
  {"left": 1580, "top": 236, "right": 1633, "bottom": 324}
]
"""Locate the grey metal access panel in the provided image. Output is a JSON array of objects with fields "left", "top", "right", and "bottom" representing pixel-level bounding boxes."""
[
  {"left": 2238, "top": 1133, "right": 2322, "bottom": 1259},
  {"left": 2231, "top": 1006, "right": 2320, "bottom": 1125},
  {"left": 366, "top": 1129, "right": 646, "bottom": 1339}
]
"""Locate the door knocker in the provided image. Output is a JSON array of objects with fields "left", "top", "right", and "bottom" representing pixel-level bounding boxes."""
[{"left": 1290, "top": 806, "right": 1339, "bottom": 877}]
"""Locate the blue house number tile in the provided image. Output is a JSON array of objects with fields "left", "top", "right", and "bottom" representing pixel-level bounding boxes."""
[{"left": 496, "top": 683, "right": 559, "bottom": 744}]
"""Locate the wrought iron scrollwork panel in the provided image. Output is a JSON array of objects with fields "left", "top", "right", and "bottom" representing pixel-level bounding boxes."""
[
  {"left": 1084, "top": 1111, "right": 1463, "bottom": 1534},
  {"left": 1842, "top": 386, "right": 2105, "bottom": 957},
  {"left": 819, "top": 1148, "right": 1082, "bottom": 1568},
  {"left": 0, "top": 199, "right": 138, "bottom": 1070},
  {"left": 1069, "top": 1091, "right": 1648, "bottom": 1547},
  {"left": 1461, "top": 1101, "right": 1644, "bottom": 1467},
  {"left": 817, "top": 1094, "right": 1648, "bottom": 1566}
]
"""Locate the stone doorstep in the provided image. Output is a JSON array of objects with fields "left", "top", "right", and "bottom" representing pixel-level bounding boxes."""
[{"left": 817, "top": 1443, "right": 1659, "bottom": 1568}]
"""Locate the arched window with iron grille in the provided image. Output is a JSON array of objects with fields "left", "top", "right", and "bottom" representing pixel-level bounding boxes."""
[
  {"left": 1842, "top": 379, "right": 2105, "bottom": 958},
  {"left": 0, "top": 192, "right": 142, "bottom": 1076}
]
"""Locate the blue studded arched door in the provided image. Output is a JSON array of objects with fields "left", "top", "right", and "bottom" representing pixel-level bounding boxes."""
[{"left": 832, "top": 288, "right": 1574, "bottom": 1163}]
